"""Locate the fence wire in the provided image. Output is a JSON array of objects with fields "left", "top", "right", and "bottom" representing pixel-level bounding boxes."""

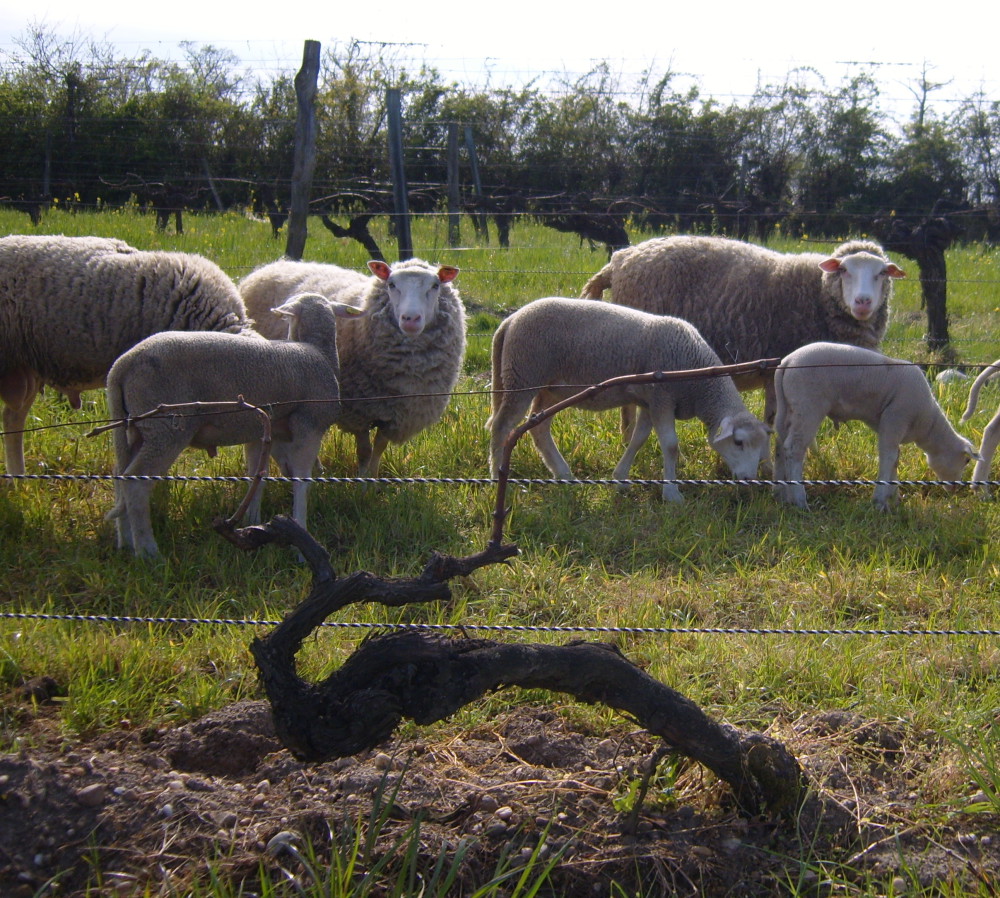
[{"left": 2, "top": 611, "right": 999, "bottom": 639}]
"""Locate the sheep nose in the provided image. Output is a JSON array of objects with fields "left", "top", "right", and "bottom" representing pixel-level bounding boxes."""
[{"left": 400, "top": 315, "right": 424, "bottom": 334}]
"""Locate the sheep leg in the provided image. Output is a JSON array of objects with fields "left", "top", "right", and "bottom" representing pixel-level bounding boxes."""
[
  {"left": 366, "top": 430, "right": 391, "bottom": 479},
  {"left": 120, "top": 450, "right": 177, "bottom": 558},
  {"left": 528, "top": 397, "right": 574, "bottom": 480},
  {"left": 275, "top": 432, "right": 324, "bottom": 529},
  {"left": 117, "top": 430, "right": 187, "bottom": 557},
  {"left": 649, "top": 407, "right": 684, "bottom": 503},
  {"left": 354, "top": 431, "right": 374, "bottom": 477},
  {"left": 971, "top": 404, "right": 1000, "bottom": 497},
  {"left": 488, "top": 392, "right": 535, "bottom": 478},
  {"left": 612, "top": 405, "right": 654, "bottom": 493},
  {"left": 873, "top": 433, "right": 901, "bottom": 511},
  {"left": 244, "top": 441, "right": 272, "bottom": 525},
  {"left": 0, "top": 369, "right": 41, "bottom": 477}
]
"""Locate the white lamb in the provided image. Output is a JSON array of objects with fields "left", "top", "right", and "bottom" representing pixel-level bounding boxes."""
[
  {"left": 0, "top": 234, "right": 251, "bottom": 476},
  {"left": 581, "top": 236, "right": 906, "bottom": 423},
  {"left": 959, "top": 359, "right": 1000, "bottom": 494},
  {"left": 773, "top": 342, "right": 978, "bottom": 510},
  {"left": 487, "top": 297, "right": 771, "bottom": 501},
  {"left": 103, "top": 293, "right": 363, "bottom": 557},
  {"left": 239, "top": 258, "right": 466, "bottom": 476}
]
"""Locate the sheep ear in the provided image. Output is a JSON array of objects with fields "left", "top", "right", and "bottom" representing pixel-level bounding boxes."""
[
  {"left": 329, "top": 301, "right": 368, "bottom": 318},
  {"left": 437, "top": 265, "right": 459, "bottom": 283},
  {"left": 713, "top": 416, "right": 735, "bottom": 442},
  {"left": 885, "top": 263, "right": 906, "bottom": 279},
  {"left": 368, "top": 260, "right": 392, "bottom": 280},
  {"left": 818, "top": 258, "right": 843, "bottom": 273},
  {"left": 968, "top": 446, "right": 984, "bottom": 461}
]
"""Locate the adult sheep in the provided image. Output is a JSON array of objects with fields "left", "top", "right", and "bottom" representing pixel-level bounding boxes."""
[
  {"left": 487, "top": 297, "right": 771, "bottom": 501},
  {"left": 580, "top": 236, "right": 906, "bottom": 423},
  {"left": 0, "top": 234, "right": 250, "bottom": 476},
  {"left": 104, "top": 293, "right": 363, "bottom": 557},
  {"left": 239, "top": 257, "right": 466, "bottom": 476}
]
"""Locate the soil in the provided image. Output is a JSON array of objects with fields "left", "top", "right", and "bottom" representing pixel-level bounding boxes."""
[{"left": 2, "top": 686, "right": 999, "bottom": 897}]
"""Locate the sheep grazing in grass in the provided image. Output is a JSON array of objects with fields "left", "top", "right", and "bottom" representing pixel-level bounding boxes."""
[
  {"left": 103, "top": 293, "right": 364, "bottom": 557},
  {"left": 239, "top": 258, "right": 466, "bottom": 476},
  {"left": 960, "top": 359, "right": 1000, "bottom": 494},
  {"left": 580, "top": 236, "right": 906, "bottom": 423},
  {"left": 0, "top": 234, "right": 251, "bottom": 476},
  {"left": 486, "top": 297, "right": 771, "bottom": 501},
  {"left": 773, "top": 342, "right": 978, "bottom": 511}
]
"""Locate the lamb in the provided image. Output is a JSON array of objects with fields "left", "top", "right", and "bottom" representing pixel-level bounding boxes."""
[
  {"left": 239, "top": 257, "right": 466, "bottom": 476},
  {"left": 959, "top": 359, "right": 1000, "bottom": 493},
  {"left": 0, "top": 234, "right": 251, "bottom": 476},
  {"left": 486, "top": 297, "right": 772, "bottom": 501},
  {"left": 103, "top": 293, "right": 364, "bottom": 557},
  {"left": 773, "top": 342, "right": 978, "bottom": 510},
  {"left": 580, "top": 236, "right": 906, "bottom": 423}
]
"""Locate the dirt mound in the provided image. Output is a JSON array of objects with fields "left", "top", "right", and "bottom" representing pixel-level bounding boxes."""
[{"left": 1, "top": 701, "right": 997, "bottom": 896}]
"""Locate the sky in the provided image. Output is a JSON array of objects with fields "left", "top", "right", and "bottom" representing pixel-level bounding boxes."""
[{"left": 1, "top": 0, "right": 997, "bottom": 124}]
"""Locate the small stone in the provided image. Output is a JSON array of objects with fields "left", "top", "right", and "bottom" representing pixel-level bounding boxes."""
[
  {"left": 495, "top": 806, "right": 514, "bottom": 822},
  {"left": 75, "top": 783, "right": 107, "bottom": 807},
  {"left": 214, "top": 810, "right": 238, "bottom": 829},
  {"left": 484, "top": 822, "right": 509, "bottom": 838},
  {"left": 478, "top": 794, "right": 499, "bottom": 813},
  {"left": 265, "top": 831, "right": 299, "bottom": 857},
  {"left": 373, "top": 753, "right": 393, "bottom": 770},
  {"left": 892, "top": 876, "right": 907, "bottom": 893},
  {"left": 158, "top": 803, "right": 174, "bottom": 819}
]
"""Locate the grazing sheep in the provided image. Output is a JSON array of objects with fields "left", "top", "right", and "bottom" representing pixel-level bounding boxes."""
[
  {"left": 0, "top": 234, "right": 251, "bottom": 476},
  {"left": 580, "top": 236, "right": 906, "bottom": 423},
  {"left": 486, "top": 297, "right": 771, "bottom": 501},
  {"left": 960, "top": 359, "right": 1000, "bottom": 493},
  {"left": 773, "top": 342, "right": 978, "bottom": 510},
  {"left": 240, "top": 258, "right": 466, "bottom": 476},
  {"left": 104, "top": 293, "right": 363, "bottom": 557}
]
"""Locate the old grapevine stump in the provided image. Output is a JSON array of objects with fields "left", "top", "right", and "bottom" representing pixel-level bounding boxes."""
[{"left": 221, "top": 516, "right": 807, "bottom": 819}]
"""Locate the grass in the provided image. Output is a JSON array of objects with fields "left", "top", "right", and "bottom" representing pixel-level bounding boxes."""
[{"left": 3, "top": 206, "right": 1000, "bottom": 893}]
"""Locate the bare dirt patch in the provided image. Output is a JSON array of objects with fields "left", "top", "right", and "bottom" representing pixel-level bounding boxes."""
[{"left": 1, "top": 697, "right": 998, "bottom": 896}]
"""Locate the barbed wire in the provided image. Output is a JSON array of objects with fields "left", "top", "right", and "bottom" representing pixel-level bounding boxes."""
[{"left": 2, "top": 611, "right": 998, "bottom": 638}]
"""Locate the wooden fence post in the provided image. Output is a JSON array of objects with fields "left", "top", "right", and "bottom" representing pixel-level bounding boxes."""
[
  {"left": 386, "top": 88, "right": 413, "bottom": 260},
  {"left": 285, "top": 40, "right": 321, "bottom": 262},
  {"left": 447, "top": 122, "right": 461, "bottom": 248}
]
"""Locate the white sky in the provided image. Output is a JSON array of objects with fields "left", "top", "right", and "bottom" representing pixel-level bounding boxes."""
[{"left": 2, "top": 0, "right": 997, "bottom": 124}]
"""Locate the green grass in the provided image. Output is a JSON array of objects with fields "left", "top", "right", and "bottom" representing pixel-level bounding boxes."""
[{"left": 3, "top": 207, "right": 1000, "bottom": 893}]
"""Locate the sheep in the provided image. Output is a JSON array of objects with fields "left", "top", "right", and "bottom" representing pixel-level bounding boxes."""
[
  {"left": 773, "top": 342, "right": 978, "bottom": 511},
  {"left": 486, "top": 297, "right": 772, "bottom": 501},
  {"left": 103, "top": 293, "right": 364, "bottom": 557},
  {"left": 239, "top": 257, "right": 467, "bottom": 476},
  {"left": 580, "top": 236, "right": 906, "bottom": 424},
  {"left": 0, "top": 234, "right": 251, "bottom": 476},
  {"left": 959, "top": 359, "right": 1000, "bottom": 494}
]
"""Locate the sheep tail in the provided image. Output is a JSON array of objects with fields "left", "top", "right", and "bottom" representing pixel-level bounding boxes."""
[
  {"left": 962, "top": 359, "right": 1000, "bottom": 422},
  {"left": 580, "top": 265, "right": 613, "bottom": 299},
  {"left": 485, "top": 317, "right": 510, "bottom": 428}
]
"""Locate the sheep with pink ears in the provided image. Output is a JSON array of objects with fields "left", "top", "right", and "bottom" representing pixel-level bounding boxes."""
[
  {"left": 581, "top": 236, "right": 906, "bottom": 424},
  {"left": 240, "top": 257, "right": 467, "bottom": 476}
]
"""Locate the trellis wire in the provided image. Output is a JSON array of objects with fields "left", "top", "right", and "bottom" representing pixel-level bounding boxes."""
[
  {"left": 2, "top": 610, "right": 999, "bottom": 638},
  {"left": 1, "top": 471, "right": 997, "bottom": 489}
]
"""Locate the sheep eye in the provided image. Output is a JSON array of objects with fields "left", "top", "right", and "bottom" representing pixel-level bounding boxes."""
[{"left": 734, "top": 438, "right": 744, "bottom": 448}]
